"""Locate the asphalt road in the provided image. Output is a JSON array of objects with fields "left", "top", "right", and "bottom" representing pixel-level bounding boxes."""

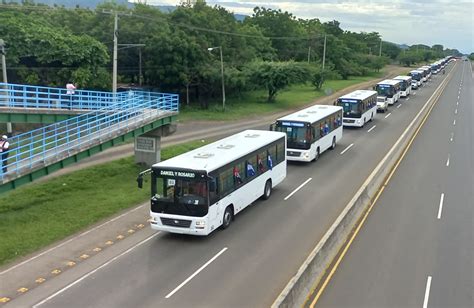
[
  {"left": 10, "top": 63, "right": 457, "bottom": 308},
  {"left": 315, "top": 60, "right": 473, "bottom": 308}
]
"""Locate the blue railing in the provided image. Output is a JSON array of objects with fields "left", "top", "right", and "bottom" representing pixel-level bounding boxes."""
[
  {"left": 0, "top": 89, "right": 179, "bottom": 181},
  {"left": 0, "top": 83, "right": 166, "bottom": 110}
]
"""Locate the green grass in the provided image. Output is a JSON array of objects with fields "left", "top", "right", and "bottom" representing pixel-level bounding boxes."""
[
  {"left": 0, "top": 139, "right": 211, "bottom": 267},
  {"left": 178, "top": 72, "right": 384, "bottom": 122}
]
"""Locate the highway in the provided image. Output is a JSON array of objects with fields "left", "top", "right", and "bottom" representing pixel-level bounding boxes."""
[
  {"left": 8, "top": 63, "right": 457, "bottom": 308},
  {"left": 313, "top": 60, "right": 473, "bottom": 308}
]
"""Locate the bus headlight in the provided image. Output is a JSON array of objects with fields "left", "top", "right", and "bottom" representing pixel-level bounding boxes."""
[
  {"left": 303, "top": 152, "right": 309, "bottom": 158},
  {"left": 195, "top": 221, "right": 206, "bottom": 229}
]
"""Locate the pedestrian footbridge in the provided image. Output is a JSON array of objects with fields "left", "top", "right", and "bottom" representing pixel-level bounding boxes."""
[{"left": 0, "top": 83, "right": 179, "bottom": 193}]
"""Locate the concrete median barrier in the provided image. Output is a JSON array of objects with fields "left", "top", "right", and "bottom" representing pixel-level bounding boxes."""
[{"left": 272, "top": 64, "right": 456, "bottom": 308}]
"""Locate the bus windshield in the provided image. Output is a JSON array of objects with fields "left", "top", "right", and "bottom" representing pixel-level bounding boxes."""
[
  {"left": 376, "top": 85, "right": 395, "bottom": 97},
  {"left": 151, "top": 175, "right": 209, "bottom": 217},
  {"left": 275, "top": 122, "right": 310, "bottom": 150},
  {"left": 338, "top": 100, "right": 362, "bottom": 118}
]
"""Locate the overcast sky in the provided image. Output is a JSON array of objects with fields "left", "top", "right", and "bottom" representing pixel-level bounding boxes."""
[{"left": 142, "top": 0, "right": 473, "bottom": 54}]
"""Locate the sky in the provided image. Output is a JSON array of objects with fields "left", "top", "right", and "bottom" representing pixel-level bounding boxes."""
[{"left": 141, "top": 0, "right": 474, "bottom": 54}]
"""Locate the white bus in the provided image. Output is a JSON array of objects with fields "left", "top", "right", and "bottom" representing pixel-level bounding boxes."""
[
  {"left": 409, "top": 70, "right": 424, "bottom": 88},
  {"left": 337, "top": 90, "right": 378, "bottom": 127},
  {"left": 421, "top": 66, "right": 432, "bottom": 79},
  {"left": 271, "top": 105, "right": 343, "bottom": 162},
  {"left": 375, "top": 79, "right": 401, "bottom": 105},
  {"left": 137, "top": 130, "right": 287, "bottom": 235},
  {"left": 393, "top": 75, "right": 412, "bottom": 97}
]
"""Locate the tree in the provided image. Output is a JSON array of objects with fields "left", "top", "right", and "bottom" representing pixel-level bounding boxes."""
[{"left": 247, "top": 61, "right": 310, "bottom": 102}]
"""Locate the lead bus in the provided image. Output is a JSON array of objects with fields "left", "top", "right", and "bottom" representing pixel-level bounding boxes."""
[
  {"left": 375, "top": 79, "right": 401, "bottom": 105},
  {"left": 137, "top": 130, "right": 287, "bottom": 235},
  {"left": 270, "top": 105, "right": 343, "bottom": 162},
  {"left": 337, "top": 90, "right": 378, "bottom": 127}
]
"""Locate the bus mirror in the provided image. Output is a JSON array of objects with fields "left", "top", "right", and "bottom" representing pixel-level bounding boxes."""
[
  {"left": 137, "top": 176, "right": 143, "bottom": 189},
  {"left": 269, "top": 123, "right": 275, "bottom": 131}
]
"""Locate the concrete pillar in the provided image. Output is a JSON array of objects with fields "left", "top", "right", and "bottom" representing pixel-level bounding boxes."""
[{"left": 134, "top": 124, "right": 176, "bottom": 167}]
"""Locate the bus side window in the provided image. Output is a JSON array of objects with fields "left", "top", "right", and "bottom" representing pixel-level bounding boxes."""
[
  {"left": 276, "top": 140, "right": 285, "bottom": 164},
  {"left": 257, "top": 151, "right": 267, "bottom": 173},
  {"left": 209, "top": 178, "right": 218, "bottom": 205},
  {"left": 268, "top": 145, "right": 277, "bottom": 166},
  {"left": 218, "top": 168, "right": 234, "bottom": 197},
  {"left": 246, "top": 156, "right": 257, "bottom": 178}
]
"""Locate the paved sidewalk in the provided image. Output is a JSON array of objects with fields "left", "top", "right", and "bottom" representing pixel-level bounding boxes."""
[{"left": 0, "top": 65, "right": 408, "bottom": 305}]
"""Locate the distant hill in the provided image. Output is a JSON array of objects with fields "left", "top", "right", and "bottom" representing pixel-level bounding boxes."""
[{"left": 397, "top": 44, "right": 410, "bottom": 50}]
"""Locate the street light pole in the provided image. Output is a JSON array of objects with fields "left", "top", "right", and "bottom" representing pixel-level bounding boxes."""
[
  {"left": 0, "top": 39, "right": 12, "bottom": 136},
  {"left": 322, "top": 34, "right": 327, "bottom": 71},
  {"left": 112, "top": 11, "right": 118, "bottom": 93},
  {"left": 379, "top": 39, "right": 383, "bottom": 57},
  {"left": 208, "top": 46, "right": 225, "bottom": 111}
]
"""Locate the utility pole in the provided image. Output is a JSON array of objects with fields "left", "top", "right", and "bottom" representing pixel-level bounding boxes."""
[
  {"left": 138, "top": 48, "right": 142, "bottom": 86},
  {"left": 379, "top": 39, "right": 382, "bottom": 57},
  {"left": 307, "top": 46, "right": 311, "bottom": 63},
  {"left": 322, "top": 34, "right": 327, "bottom": 71},
  {"left": 0, "top": 39, "right": 12, "bottom": 136},
  {"left": 112, "top": 11, "right": 118, "bottom": 93}
]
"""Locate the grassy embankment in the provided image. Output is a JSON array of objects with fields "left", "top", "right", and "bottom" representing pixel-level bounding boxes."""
[{"left": 0, "top": 70, "right": 387, "bottom": 267}]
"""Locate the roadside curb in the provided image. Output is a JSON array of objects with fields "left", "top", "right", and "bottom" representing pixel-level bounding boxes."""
[{"left": 271, "top": 64, "right": 456, "bottom": 308}]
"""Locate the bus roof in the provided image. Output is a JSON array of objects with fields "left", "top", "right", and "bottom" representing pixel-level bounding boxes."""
[
  {"left": 277, "top": 104, "right": 342, "bottom": 124},
  {"left": 411, "top": 69, "right": 424, "bottom": 74},
  {"left": 376, "top": 79, "right": 401, "bottom": 86},
  {"left": 338, "top": 89, "right": 377, "bottom": 101},
  {"left": 394, "top": 75, "right": 412, "bottom": 81},
  {"left": 152, "top": 130, "right": 285, "bottom": 173}
]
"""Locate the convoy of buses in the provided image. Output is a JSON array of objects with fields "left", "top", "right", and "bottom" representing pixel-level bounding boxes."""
[{"left": 137, "top": 56, "right": 454, "bottom": 236}]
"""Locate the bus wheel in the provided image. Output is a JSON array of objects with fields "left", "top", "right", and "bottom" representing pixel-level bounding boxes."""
[
  {"left": 313, "top": 148, "right": 320, "bottom": 162},
  {"left": 330, "top": 137, "right": 336, "bottom": 150},
  {"left": 222, "top": 206, "right": 233, "bottom": 229},
  {"left": 262, "top": 180, "right": 272, "bottom": 200}
]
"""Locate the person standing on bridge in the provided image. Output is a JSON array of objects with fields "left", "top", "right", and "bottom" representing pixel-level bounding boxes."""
[
  {"left": 0, "top": 135, "right": 10, "bottom": 173},
  {"left": 66, "top": 82, "right": 76, "bottom": 109}
]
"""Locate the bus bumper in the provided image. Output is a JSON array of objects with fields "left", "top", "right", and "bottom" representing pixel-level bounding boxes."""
[
  {"left": 149, "top": 213, "right": 211, "bottom": 236},
  {"left": 286, "top": 150, "right": 312, "bottom": 162}
]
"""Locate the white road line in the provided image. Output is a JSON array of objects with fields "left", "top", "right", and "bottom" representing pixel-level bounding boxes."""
[
  {"left": 453, "top": 119, "right": 456, "bottom": 126},
  {"left": 456, "top": 101, "right": 459, "bottom": 106},
  {"left": 384, "top": 112, "right": 392, "bottom": 119},
  {"left": 455, "top": 109, "right": 458, "bottom": 114},
  {"left": 406, "top": 97, "right": 410, "bottom": 101},
  {"left": 396, "top": 104, "right": 402, "bottom": 109},
  {"left": 165, "top": 247, "right": 228, "bottom": 299},
  {"left": 423, "top": 276, "right": 433, "bottom": 308},
  {"left": 446, "top": 155, "right": 450, "bottom": 167},
  {"left": 457, "top": 95, "right": 460, "bottom": 100},
  {"left": 437, "top": 193, "right": 445, "bottom": 219},
  {"left": 284, "top": 178, "right": 312, "bottom": 201},
  {"left": 339, "top": 143, "right": 354, "bottom": 155},
  {"left": 0, "top": 203, "right": 147, "bottom": 276},
  {"left": 33, "top": 232, "right": 160, "bottom": 307},
  {"left": 367, "top": 125, "right": 376, "bottom": 133},
  {"left": 450, "top": 133, "right": 454, "bottom": 142}
]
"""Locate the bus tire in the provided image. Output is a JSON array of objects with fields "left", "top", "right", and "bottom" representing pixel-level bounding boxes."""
[
  {"left": 330, "top": 136, "right": 336, "bottom": 150},
  {"left": 262, "top": 180, "right": 272, "bottom": 200},
  {"left": 362, "top": 118, "right": 366, "bottom": 128},
  {"left": 221, "top": 206, "right": 233, "bottom": 229},
  {"left": 313, "top": 148, "right": 320, "bottom": 162}
]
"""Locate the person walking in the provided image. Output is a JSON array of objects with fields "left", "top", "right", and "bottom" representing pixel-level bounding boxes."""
[
  {"left": 66, "top": 82, "right": 76, "bottom": 109},
  {"left": 0, "top": 135, "right": 10, "bottom": 173}
]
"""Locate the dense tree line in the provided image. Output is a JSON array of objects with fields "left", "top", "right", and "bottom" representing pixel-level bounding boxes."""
[{"left": 0, "top": 1, "right": 460, "bottom": 105}]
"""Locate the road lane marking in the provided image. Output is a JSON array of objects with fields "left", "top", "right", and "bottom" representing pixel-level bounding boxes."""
[
  {"left": 284, "top": 178, "right": 312, "bottom": 201},
  {"left": 455, "top": 109, "right": 458, "bottom": 114},
  {"left": 437, "top": 193, "right": 445, "bottom": 219},
  {"left": 457, "top": 95, "right": 460, "bottom": 100},
  {"left": 384, "top": 112, "right": 392, "bottom": 119},
  {"left": 406, "top": 97, "right": 410, "bottom": 101},
  {"left": 165, "top": 247, "right": 228, "bottom": 299},
  {"left": 396, "top": 104, "right": 402, "bottom": 109},
  {"left": 367, "top": 125, "right": 376, "bottom": 133},
  {"left": 423, "top": 276, "right": 432, "bottom": 308},
  {"left": 0, "top": 204, "right": 147, "bottom": 276},
  {"left": 446, "top": 155, "right": 450, "bottom": 167},
  {"left": 450, "top": 133, "right": 454, "bottom": 142},
  {"left": 33, "top": 232, "right": 160, "bottom": 308},
  {"left": 453, "top": 119, "right": 456, "bottom": 126},
  {"left": 339, "top": 143, "right": 354, "bottom": 155},
  {"left": 456, "top": 101, "right": 459, "bottom": 106}
]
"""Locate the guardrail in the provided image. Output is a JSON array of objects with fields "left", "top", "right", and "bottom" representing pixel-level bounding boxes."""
[
  {"left": 0, "top": 90, "right": 179, "bottom": 181},
  {"left": 0, "top": 82, "right": 166, "bottom": 111}
]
